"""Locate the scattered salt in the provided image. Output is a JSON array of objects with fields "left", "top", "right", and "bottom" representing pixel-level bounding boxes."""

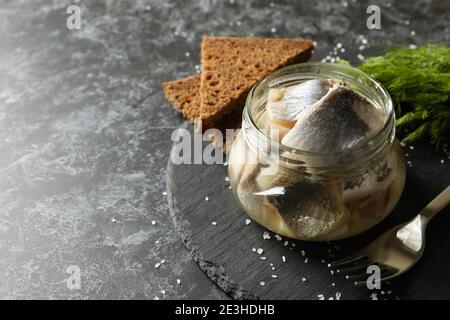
[
  {"left": 211, "top": 221, "right": 217, "bottom": 225},
  {"left": 274, "top": 234, "right": 282, "bottom": 241},
  {"left": 260, "top": 281, "right": 265, "bottom": 286},
  {"left": 282, "top": 256, "right": 286, "bottom": 262},
  {"left": 283, "top": 241, "right": 289, "bottom": 246},
  {"left": 300, "top": 250, "right": 306, "bottom": 256},
  {"left": 270, "top": 27, "right": 277, "bottom": 33},
  {"left": 245, "top": 219, "right": 252, "bottom": 225},
  {"left": 263, "top": 231, "right": 271, "bottom": 240},
  {"left": 302, "top": 277, "right": 307, "bottom": 282},
  {"left": 176, "top": 279, "right": 181, "bottom": 285},
  {"left": 271, "top": 274, "right": 278, "bottom": 279},
  {"left": 257, "top": 248, "right": 264, "bottom": 255},
  {"left": 205, "top": 196, "right": 209, "bottom": 201},
  {"left": 151, "top": 220, "right": 156, "bottom": 225}
]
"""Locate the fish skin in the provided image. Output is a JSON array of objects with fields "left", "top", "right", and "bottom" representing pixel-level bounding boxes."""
[
  {"left": 267, "top": 79, "right": 335, "bottom": 122},
  {"left": 282, "top": 85, "right": 384, "bottom": 153}
]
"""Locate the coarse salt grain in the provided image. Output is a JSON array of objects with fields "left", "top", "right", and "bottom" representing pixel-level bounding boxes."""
[
  {"left": 224, "top": 176, "right": 230, "bottom": 182},
  {"left": 302, "top": 277, "right": 307, "bottom": 282},
  {"left": 252, "top": 248, "right": 256, "bottom": 252},
  {"left": 263, "top": 231, "right": 271, "bottom": 240},
  {"left": 154, "top": 262, "right": 161, "bottom": 269},
  {"left": 151, "top": 220, "right": 156, "bottom": 225},
  {"left": 274, "top": 234, "right": 282, "bottom": 241},
  {"left": 410, "top": 30, "right": 416, "bottom": 36},
  {"left": 318, "top": 294, "right": 325, "bottom": 300},
  {"left": 176, "top": 279, "right": 181, "bottom": 285},
  {"left": 336, "top": 42, "right": 342, "bottom": 49},
  {"left": 301, "top": 250, "right": 306, "bottom": 256},
  {"left": 205, "top": 196, "right": 209, "bottom": 201},
  {"left": 185, "top": 52, "right": 190, "bottom": 57},
  {"left": 304, "top": 258, "right": 308, "bottom": 264},
  {"left": 160, "top": 289, "right": 166, "bottom": 295},
  {"left": 162, "top": 191, "right": 167, "bottom": 196},
  {"left": 282, "top": 256, "right": 286, "bottom": 262},
  {"left": 271, "top": 274, "right": 278, "bottom": 278},
  {"left": 336, "top": 292, "right": 342, "bottom": 300},
  {"left": 283, "top": 241, "right": 289, "bottom": 246},
  {"left": 245, "top": 219, "right": 252, "bottom": 225},
  {"left": 111, "top": 218, "right": 117, "bottom": 223},
  {"left": 211, "top": 221, "right": 217, "bottom": 225},
  {"left": 260, "top": 281, "right": 265, "bottom": 286},
  {"left": 357, "top": 54, "right": 365, "bottom": 61},
  {"left": 270, "top": 27, "right": 277, "bottom": 33},
  {"left": 257, "top": 248, "right": 264, "bottom": 255},
  {"left": 260, "top": 256, "right": 267, "bottom": 260}
]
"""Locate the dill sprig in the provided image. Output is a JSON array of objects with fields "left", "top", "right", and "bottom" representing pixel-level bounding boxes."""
[{"left": 343, "top": 44, "right": 450, "bottom": 148}]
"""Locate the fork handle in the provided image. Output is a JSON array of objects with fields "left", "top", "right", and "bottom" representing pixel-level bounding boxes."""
[{"left": 419, "top": 185, "right": 450, "bottom": 221}]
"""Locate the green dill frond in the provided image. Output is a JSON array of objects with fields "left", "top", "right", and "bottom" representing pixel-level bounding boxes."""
[{"left": 356, "top": 44, "right": 450, "bottom": 147}]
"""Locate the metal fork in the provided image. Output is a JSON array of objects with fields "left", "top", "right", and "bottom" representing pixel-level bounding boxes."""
[{"left": 328, "top": 185, "right": 450, "bottom": 286}]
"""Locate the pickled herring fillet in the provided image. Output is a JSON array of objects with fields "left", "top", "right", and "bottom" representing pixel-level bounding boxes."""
[
  {"left": 265, "top": 179, "right": 348, "bottom": 239},
  {"left": 255, "top": 165, "right": 348, "bottom": 239},
  {"left": 267, "top": 79, "right": 335, "bottom": 123},
  {"left": 267, "top": 79, "right": 335, "bottom": 140},
  {"left": 282, "top": 85, "right": 385, "bottom": 152}
]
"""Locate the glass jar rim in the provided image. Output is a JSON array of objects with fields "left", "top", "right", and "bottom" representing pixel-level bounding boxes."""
[{"left": 242, "top": 62, "right": 395, "bottom": 168}]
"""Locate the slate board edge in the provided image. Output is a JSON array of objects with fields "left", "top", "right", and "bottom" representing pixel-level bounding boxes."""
[{"left": 165, "top": 122, "right": 258, "bottom": 300}]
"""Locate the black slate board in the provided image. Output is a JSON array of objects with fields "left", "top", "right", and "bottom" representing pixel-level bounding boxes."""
[{"left": 166, "top": 122, "right": 450, "bottom": 300}]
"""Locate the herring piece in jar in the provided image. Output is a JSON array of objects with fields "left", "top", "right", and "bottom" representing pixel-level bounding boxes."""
[
  {"left": 267, "top": 79, "right": 335, "bottom": 140},
  {"left": 281, "top": 85, "right": 385, "bottom": 153},
  {"left": 255, "top": 165, "right": 349, "bottom": 239}
]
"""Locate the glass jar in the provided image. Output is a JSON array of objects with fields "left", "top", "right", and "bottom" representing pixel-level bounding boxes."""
[{"left": 228, "top": 63, "right": 406, "bottom": 241}]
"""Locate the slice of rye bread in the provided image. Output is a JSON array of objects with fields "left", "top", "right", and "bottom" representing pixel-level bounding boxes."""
[
  {"left": 162, "top": 75, "right": 201, "bottom": 123},
  {"left": 199, "top": 36, "right": 314, "bottom": 131},
  {"left": 162, "top": 75, "right": 241, "bottom": 151}
]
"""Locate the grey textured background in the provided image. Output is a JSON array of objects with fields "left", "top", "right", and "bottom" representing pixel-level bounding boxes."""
[{"left": 0, "top": 0, "right": 448, "bottom": 299}]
